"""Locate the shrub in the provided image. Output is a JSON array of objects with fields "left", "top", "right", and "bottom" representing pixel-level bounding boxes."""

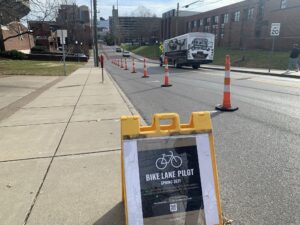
[
  {"left": 31, "top": 46, "right": 48, "bottom": 53},
  {"left": 0, "top": 50, "right": 27, "bottom": 60}
]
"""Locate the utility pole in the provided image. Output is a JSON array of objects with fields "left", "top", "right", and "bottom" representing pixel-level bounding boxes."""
[
  {"left": 175, "top": 2, "right": 179, "bottom": 36},
  {"left": 90, "top": 0, "right": 95, "bottom": 64},
  {"left": 61, "top": 30, "right": 66, "bottom": 76},
  {"left": 93, "top": 0, "right": 99, "bottom": 67}
]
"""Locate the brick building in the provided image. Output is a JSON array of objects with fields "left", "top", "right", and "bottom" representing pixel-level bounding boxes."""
[
  {"left": 28, "top": 21, "right": 59, "bottom": 51},
  {"left": 109, "top": 6, "right": 162, "bottom": 44},
  {"left": 161, "top": 9, "right": 199, "bottom": 40},
  {"left": 29, "top": 4, "right": 92, "bottom": 52},
  {"left": 0, "top": 0, "right": 32, "bottom": 52},
  {"left": 162, "top": 0, "right": 300, "bottom": 50},
  {"left": 0, "top": 22, "right": 34, "bottom": 53}
]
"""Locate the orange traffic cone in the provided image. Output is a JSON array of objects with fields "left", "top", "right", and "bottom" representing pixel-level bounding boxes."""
[
  {"left": 142, "top": 58, "right": 149, "bottom": 78},
  {"left": 131, "top": 58, "right": 136, "bottom": 73},
  {"left": 161, "top": 57, "right": 172, "bottom": 87},
  {"left": 215, "top": 55, "right": 238, "bottom": 112},
  {"left": 124, "top": 58, "right": 128, "bottom": 70}
]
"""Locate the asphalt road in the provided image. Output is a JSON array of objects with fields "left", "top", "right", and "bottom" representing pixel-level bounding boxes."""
[{"left": 103, "top": 46, "right": 300, "bottom": 225}]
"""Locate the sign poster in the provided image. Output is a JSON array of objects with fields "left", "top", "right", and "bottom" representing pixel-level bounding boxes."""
[
  {"left": 123, "top": 134, "right": 220, "bottom": 225},
  {"left": 270, "top": 23, "right": 281, "bottom": 36}
]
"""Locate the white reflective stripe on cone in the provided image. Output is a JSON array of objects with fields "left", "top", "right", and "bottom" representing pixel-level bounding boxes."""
[
  {"left": 225, "top": 71, "right": 230, "bottom": 77},
  {"left": 224, "top": 85, "right": 230, "bottom": 92}
]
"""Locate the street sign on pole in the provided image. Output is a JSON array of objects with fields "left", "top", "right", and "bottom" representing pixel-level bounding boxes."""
[
  {"left": 60, "top": 30, "right": 67, "bottom": 76},
  {"left": 270, "top": 23, "right": 281, "bottom": 36},
  {"left": 268, "top": 23, "right": 280, "bottom": 72}
]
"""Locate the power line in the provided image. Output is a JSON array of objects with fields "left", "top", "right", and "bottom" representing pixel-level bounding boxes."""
[
  {"left": 186, "top": 0, "right": 223, "bottom": 11},
  {"left": 186, "top": 0, "right": 239, "bottom": 11}
]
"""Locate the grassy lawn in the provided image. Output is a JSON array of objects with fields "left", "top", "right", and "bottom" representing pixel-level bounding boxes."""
[
  {"left": 122, "top": 45, "right": 161, "bottom": 59},
  {"left": 0, "top": 59, "right": 85, "bottom": 76},
  {"left": 122, "top": 44, "right": 290, "bottom": 70},
  {"left": 214, "top": 48, "right": 289, "bottom": 70}
]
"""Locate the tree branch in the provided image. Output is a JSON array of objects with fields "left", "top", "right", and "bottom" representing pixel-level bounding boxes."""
[{"left": 3, "top": 31, "right": 33, "bottom": 42}]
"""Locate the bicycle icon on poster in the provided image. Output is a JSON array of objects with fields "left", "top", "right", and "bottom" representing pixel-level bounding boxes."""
[{"left": 155, "top": 151, "right": 182, "bottom": 170}]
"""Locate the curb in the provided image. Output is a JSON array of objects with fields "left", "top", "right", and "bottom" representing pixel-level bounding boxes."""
[
  {"left": 104, "top": 68, "right": 147, "bottom": 126},
  {"left": 201, "top": 66, "right": 300, "bottom": 79}
]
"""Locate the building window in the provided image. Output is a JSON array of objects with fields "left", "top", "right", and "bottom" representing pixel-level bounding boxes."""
[
  {"left": 234, "top": 11, "right": 240, "bottom": 22},
  {"left": 247, "top": 8, "right": 254, "bottom": 20},
  {"left": 200, "top": 19, "right": 203, "bottom": 26},
  {"left": 204, "top": 26, "right": 210, "bottom": 32},
  {"left": 224, "top": 13, "right": 229, "bottom": 23},
  {"left": 188, "top": 21, "right": 193, "bottom": 31},
  {"left": 281, "top": 0, "right": 287, "bottom": 9},
  {"left": 197, "top": 19, "right": 201, "bottom": 27},
  {"left": 213, "top": 16, "right": 219, "bottom": 24},
  {"left": 204, "top": 17, "right": 211, "bottom": 26},
  {"left": 193, "top": 20, "right": 197, "bottom": 28},
  {"left": 212, "top": 24, "right": 218, "bottom": 35}
]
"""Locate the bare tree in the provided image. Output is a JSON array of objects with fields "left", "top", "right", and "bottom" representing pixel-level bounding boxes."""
[
  {"left": 24, "top": 0, "right": 77, "bottom": 22},
  {"left": 1, "top": 0, "right": 78, "bottom": 44},
  {"left": 130, "top": 6, "right": 153, "bottom": 17},
  {"left": 28, "top": 0, "right": 61, "bottom": 22}
]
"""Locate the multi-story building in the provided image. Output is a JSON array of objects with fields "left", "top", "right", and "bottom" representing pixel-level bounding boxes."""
[
  {"left": 97, "top": 18, "right": 109, "bottom": 42},
  {"left": 56, "top": 4, "right": 91, "bottom": 46},
  {"left": 162, "top": 0, "right": 300, "bottom": 50},
  {"left": 29, "top": 4, "right": 92, "bottom": 52},
  {"left": 161, "top": 9, "right": 199, "bottom": 40},
  {"left": 109, "top": 6, "right": 162, "bottom": 45},
  {"left": 28, "top": 21, "right": 59, "bottom": 51},
  {"left": 0, "top": 21, "right": 34, "bottom": 53}
]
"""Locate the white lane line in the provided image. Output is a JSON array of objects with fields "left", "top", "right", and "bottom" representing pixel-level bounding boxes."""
[{"left": 146, "top": 80, "right": 160, "bottom": 83}]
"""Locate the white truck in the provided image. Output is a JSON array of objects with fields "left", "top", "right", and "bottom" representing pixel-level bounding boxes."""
[{"left": 161, "top": 32, "right": 215, "bottom": 69}]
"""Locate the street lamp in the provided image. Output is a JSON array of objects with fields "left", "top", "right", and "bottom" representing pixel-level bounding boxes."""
[
  {"left": 182, "top": 0, "right": 203, "bottom": 8},
  {"left": 75, "top": 40, "right": 79, "bottom": 62}
]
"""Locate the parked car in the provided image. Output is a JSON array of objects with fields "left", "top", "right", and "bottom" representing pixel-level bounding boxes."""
[
  {"left": 122, "top": 51, "right": 130, "bottom": 57},
  {"left": 74, "top": 53, "right": 88, "bottom": 62},
  {"left": 116, "top": 47, "right": 122, "bottom": 52}
]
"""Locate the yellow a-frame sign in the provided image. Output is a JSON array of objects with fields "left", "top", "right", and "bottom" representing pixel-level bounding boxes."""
[{"left": 121, "top": 112, "right": 223, "bottom": 225}]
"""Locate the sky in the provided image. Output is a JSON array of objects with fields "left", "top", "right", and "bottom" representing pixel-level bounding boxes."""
[{"left": 75, "top": 0, "right": 245, "bottom": 19}]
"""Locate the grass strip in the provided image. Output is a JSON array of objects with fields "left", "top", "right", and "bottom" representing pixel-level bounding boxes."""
[{"left": 0, "top": 59, "right": 85, "bottom": 76}]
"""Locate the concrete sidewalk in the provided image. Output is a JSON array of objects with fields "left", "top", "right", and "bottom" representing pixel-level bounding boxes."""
[{"left": 0, "top": 59, "right": 138, "bottom": 225}]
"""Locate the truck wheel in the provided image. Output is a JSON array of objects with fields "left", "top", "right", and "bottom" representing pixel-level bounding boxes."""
[
  {"left": 192, "top": 64, "right": 200, "bottom": 69},
  {"left": 174, "top": 61, "right": 181, "bottom": 68}
]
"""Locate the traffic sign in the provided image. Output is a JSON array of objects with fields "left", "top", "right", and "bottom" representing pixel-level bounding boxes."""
[
  {"left": 270, "top": 23, "right": 281, "bottom": 36},
  {"left": 121, "top": 112, "right": 223, "bottom": 225},
  {"left": 159, "top": 43, "right": 164, "bottom": 53}
]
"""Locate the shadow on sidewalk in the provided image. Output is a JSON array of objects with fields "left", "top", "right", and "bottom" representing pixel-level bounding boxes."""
[{"left": 93, "top": 202, "right": 125, "bottom": 225}]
